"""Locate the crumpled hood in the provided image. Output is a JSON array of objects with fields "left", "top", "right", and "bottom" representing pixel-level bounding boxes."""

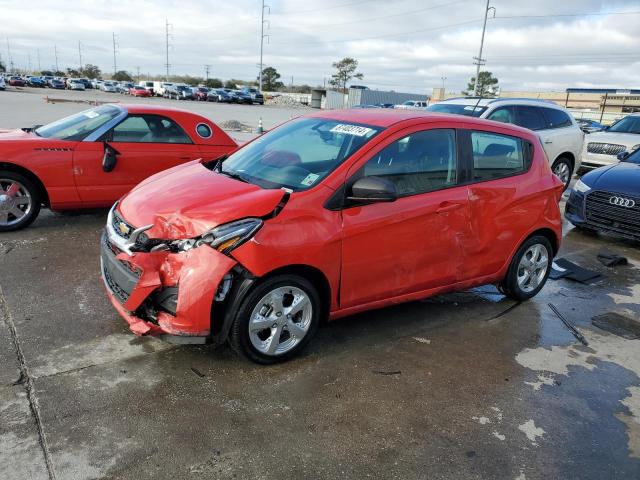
[
  {"left": 118, "top": 161, "right": 286, "bottom": 239},
  {"left": 583, "top": 161, "right": 640, "bottom": 194},
  {"left": 586, "top": 131, "right": 640, "bottom": 148}
]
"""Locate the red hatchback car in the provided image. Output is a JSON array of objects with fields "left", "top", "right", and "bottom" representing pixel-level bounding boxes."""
[
  {"left": 102, "top": 110, "right": 563, "bottom": 363},
  {"left": 0, "top": 104, "right": 236, "bottom": 230},
  {"left": 129, "top": 86, "right": 151, "bottom": 97}
]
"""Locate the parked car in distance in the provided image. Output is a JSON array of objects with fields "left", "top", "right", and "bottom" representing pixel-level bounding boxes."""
[
  {"left": 207, "top": 88, "right": 233, "bottom": 103},
  {"left": 153, "top": 82, "right": 174, "bottom": 97},
  {"left": 117, "top": 82, "right": 134, "bottom": 94},
  {"left": 129, "top": 85, "right": 151, "bottom": 97},
  {"left": 576, "top": 118, "right": 606, "bottom": 134},
  {"left": 8, "top": 76, "right": 26, "bottom": 87},
  {"left": 50, "top": 79, "right": 65, "bottom": 90},
  {"left": 101, "top": 109, "right": 563, "bottom": 363},
  {"left": 0, "top": 104, "right": 237, "bottom": 231},
  {"left": 230, "top": 89, "right": 252, "bottom": 104},
  {"left": 427, "top": 97, "right": 584, "bottom": 188},
  {"left": 396, "top": 100, "right": 429, "bottom": 110},
  {"left": 69, "top": 79, "right": 86, "bottom": 91},
  {"left": 566, "top": 146, "right": 640, "bottom": 240},
  {"left": 0, "top": 77, "right": 5, "bottom": 91},
  {"left": 102, "top": 81, "right": 118, "bottom": 93},
  {"left": 78, "top": 78, "right": 92, "bottom": 89},
  {"left": 28, "top": 77, "right": 46, "bottom": 88},
  {"left": 41, "top": 75, "right": 54, "bottom": 85},
  {"left": 193, "top": 87, "right": 210, "bottom": 101},
  {"left": 240, "top": 87, "right": 264, "bottom": 105},
  {"left": 165, "top": 84, "right": 194, "bottom": 100},
  {"left": 579, "top": 114, "right": 640, "bottom": 171}
]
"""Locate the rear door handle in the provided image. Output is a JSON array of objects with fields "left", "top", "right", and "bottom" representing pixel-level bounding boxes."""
[{"left": 436, "top": 202, "right": 464, "bottom": 214}]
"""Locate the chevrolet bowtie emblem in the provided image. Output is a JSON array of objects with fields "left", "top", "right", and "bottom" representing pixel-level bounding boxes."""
[{"left": 118, "top": 222, "right": 131, "bottom": 236}]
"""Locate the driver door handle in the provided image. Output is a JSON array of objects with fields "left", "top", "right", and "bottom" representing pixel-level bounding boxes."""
[{"left": 436, "top": 201, "right": 465, "bottom": 214}]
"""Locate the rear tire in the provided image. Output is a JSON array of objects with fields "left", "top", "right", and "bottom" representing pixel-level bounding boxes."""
[
  {"left": 500, "top": 235, "right": 552, "bottom": 301},
  {"left": 0, "top": 170, "right": 41, "bottom": 232},
  {"left": 229, "top": 275, "right": 321, "bottom": 364}
]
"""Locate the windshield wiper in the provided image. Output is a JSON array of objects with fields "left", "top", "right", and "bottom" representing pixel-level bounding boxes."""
[{"left": 218, "top": 169, "right": 249, "bottom": 183}]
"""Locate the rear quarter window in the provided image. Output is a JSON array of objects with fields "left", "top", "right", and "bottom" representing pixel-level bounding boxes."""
[
  {"left": 543, "top": 108, "right": 573, "bottom": 129},
  {"left": 470, "top": 131, "right": 529, "bottom": 182}
]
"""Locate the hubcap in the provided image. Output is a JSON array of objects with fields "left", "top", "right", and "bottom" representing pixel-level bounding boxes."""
[
  {"left": 517, "top": 244, "right": 549, "bottom": 293},
  {"left": 553, "top": 162, "right": 570, "bottom": 185},
  {"left": 0, "top": 179, "right": 32, "bottom": 227},
  {"left": 248, "top": 286, "right": 313, "bottom": 356}
]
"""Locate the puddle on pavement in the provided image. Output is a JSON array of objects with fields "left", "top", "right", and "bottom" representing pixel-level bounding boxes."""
[{"left": 592, "top": 312, "right": 640, "bottom": 340}]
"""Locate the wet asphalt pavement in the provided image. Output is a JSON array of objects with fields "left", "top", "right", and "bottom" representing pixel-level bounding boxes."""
[
  {"left": 1, "top": 90, "right": 640, "bottom": 479},
  {"left": 1, "top": 205, "right": 639, "bottom": 480}
]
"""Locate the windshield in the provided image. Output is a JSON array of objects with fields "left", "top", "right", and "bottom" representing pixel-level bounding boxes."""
[
  {"left": 35, "top": 105, "right": 121, "bottom": 141},
  {"left": 220, "top": 118, "right": 382, "bottom": 191},
  {"left": 608, "top": 116, "right": 640, "bottom": 134},
  {"left": 426, "top": 103, "right": 488, "bottom": 117},
  {"left": 624, "top": 148, "right": 640, "bottom": 164}
]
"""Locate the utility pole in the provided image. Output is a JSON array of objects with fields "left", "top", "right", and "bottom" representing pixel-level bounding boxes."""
[
  {"left": 473, "top": 0, "right": 495, "bottom": 95},
  {"left": 28, "top": 53, "right": 31, "bottom": 72},
  {"left": 37, "top": 49, "right": 41, "bottom": 71},
  {"left": 258, "top": 0, "right": 270, "bottom": 91},
  {"left": 6, "top": 38, "right": 14, "bottom": 73},
  {"left": 441, "top": 76, "right": 447, "bottom": 90},
  {"left": 204, "top": 64, "right": 211, "bottom": 81},
  {"left": 78, "top": 41, "right": 83, "bottom": 71},
  {"left": 54, "top": 45, "right": 59, "bottom": 73},
  {"left": 136, "top": 66, "right": 140, "bottom": 82},
  {"left": 112, "top": 32, "right": 118, "bottom": 75},
  {"left": 165, "top": 19, "right": 172, "bottom": 81}
]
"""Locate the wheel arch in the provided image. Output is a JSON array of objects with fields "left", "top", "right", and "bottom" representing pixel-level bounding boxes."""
[
  {"left": 553, "top": 152, "right": 575, "bottom": 170},
  {"left": 526, "top": 227, "right": 559, "bottom": 256},
  {"left": 0, "top": 162, "right": 50, "bottom": 207}
]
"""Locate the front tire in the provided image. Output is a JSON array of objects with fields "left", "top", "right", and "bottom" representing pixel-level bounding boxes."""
[
  {"left": 552, "top": 157, "right": 573, "bottom": 190},
  {"left": 0, "top": 171, "right": 41, "bottom": 232},
  {"left": 500, "top": 235, "right": 552, "bottom": 301},
  {"left": 229, "top": 275, "right": 321, "bottom": 364}
]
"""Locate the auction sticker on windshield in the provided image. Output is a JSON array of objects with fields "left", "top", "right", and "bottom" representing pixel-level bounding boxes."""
[
  {"left": 301, "top": 173, "right": 320, "bottom": 186},
  {"left": 84, "top": 111, "right": 100, "bottom": 119},
  {"left": 330, "top": 124, "right": 374, "bottom": 137}
]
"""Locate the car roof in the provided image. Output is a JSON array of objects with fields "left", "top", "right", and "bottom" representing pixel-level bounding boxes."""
[
  {"left": 436, "top": 97, "right": 565, "bottom": 110},
  {"left": 120, "top": 104, "right": 197, "bottom": 115},
  {"left": 308, "top": 108, "right": 536, "bottom": 136}
]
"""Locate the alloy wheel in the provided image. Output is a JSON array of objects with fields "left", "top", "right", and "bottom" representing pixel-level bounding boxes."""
[
  {"left": 516, "top": 243, "right": 549, "bottom": 293},
  {"left": 553, "top": 162, "right": 571, "bottom": 185},
  {"left": 248, "top": 286, "right": 313, "bottom": 356},
  {"left": 0, "top": 179, "right": 32, "bottom": 227}
]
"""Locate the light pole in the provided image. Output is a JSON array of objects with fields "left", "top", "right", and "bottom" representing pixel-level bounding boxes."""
[
  {"left": 259, "top": 0, "right": 270, "bottom": 91},
  {"left": 473, "top": 0, "right": 495, "bottom": 96},
  {"left": 441, "top": 76, "right": 447, "bottom": 91}
]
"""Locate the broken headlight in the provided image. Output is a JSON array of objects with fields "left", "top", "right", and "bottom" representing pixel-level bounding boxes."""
[{"left": 152, "top": 218, "right": 263, "bottom": 255}]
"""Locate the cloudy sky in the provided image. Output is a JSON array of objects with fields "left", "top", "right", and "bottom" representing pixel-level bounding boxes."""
[{"left": 1, "top": 0, "right": 639, "bottom": 93}]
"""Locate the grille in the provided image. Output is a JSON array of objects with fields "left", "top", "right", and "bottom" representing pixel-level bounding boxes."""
[
  {"left": 111, "top": 210, "right": 135, "bottom": 240},
  {"left": 585, "top": 190, "right": 640, "bottom": 237},
  {"left": 103, "top": 264, "right": 130, "bottom": 302},
  {"left": 587, "top": 142, "right": 627, "bottom": 156}
]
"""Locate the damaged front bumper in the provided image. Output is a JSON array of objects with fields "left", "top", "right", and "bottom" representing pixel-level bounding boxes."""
[{"left": 101, "top": 231, "right": 238, "bottom": 343}]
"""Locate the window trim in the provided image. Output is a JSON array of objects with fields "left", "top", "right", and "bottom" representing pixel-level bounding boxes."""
[
  {"left": 332, "top": 127, "right": 463, "bottom": 209},
  {"left": 458, "top": 129, "right": 534, "bottom": 186},
  {"left": 101, "top": 114, "right": 194, "bottom": 144},
  {"left": 196, "top": 122, "right": 213, "bottom": 139}
]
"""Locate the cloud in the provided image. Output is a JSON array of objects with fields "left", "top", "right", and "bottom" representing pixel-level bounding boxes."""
[{"left": 1, "top": 0, "right": 639, "bottom": 93}]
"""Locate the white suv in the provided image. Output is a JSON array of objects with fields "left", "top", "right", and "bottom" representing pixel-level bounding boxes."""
[
  {"left": 579, "top": 113, "right": 640, "bottom": 170},
  {"left": 428, "top": 98, "right": 584, "bottom": 187}
]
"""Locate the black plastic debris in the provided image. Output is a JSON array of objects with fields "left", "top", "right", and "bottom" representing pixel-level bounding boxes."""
[
  {"left": 596, "top": 249, "right": 628, "bottom": 267},
  {"left": 592, "top": 312, "right": 640, "bottom": 340},
  {"left": 549, "top": 258, "right": 604, "bottom": 284}
]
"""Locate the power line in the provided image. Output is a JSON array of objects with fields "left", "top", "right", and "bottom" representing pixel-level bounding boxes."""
[
  {"left": 493, "top": 10, "right": 640, "bottom": 20},
  {"left": 285, "top": 0, "right": 378, "bottom": 14}
]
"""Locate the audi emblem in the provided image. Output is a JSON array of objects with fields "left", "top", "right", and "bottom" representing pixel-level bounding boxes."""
[{"left": 609, "top": 196, "right": 636, "bottom": 208}]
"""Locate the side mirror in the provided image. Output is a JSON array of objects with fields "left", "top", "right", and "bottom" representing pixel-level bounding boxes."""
[
  {"left": 102, "top": 143, "right": 119, "bottom": 172},
  {"left": 617, "top": 150, "right": 630, "bottom": 161},
  {"left": 347, "top": 176, "right": 397, "bottom": 203}
]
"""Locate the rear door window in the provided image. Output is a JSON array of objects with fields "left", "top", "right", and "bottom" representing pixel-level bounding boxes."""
[
  {"left": 470, "top": 131, "right": 526, "bottom": 182},
  {"left": 486, "top": 106, "right": 516, "bottom": 125},
  {"left": 543, "top": 108, "right": 572, "bottom": 129},
  {"left": 515, "top": 106, "right": 547, "bottom": 131}
]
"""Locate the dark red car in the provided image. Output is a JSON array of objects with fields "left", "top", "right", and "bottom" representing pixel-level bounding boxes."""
[
  {"left": 0, "top": 104, "right": 236, "bottom": 230},
  {"left": 102, "top": 109, "right": 564, "bottom": 363},
  {"left": 9, "top": 76, "right": 26, "bottom": 87},
  {"left": 193, "top": 87, "right": 210, "bottom": 101},
  {"left": 129, "top": 86, "right": 151, "bottom": 97}
]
